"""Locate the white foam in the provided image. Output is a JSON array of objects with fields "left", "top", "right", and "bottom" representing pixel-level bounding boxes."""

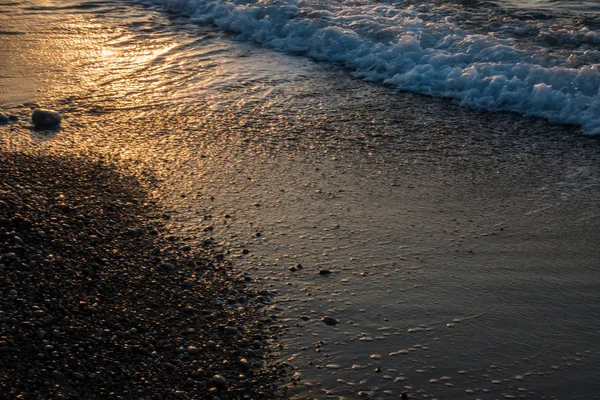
[{"left": 137, "top": 0, "right": 600, "bottom": 134}]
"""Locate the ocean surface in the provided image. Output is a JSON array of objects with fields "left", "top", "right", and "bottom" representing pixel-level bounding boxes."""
[
  {"left": 1, "top": 0, "right": 600, "bottom": 399},
  {"left": 132, "top": 0, "right": 600, "bottom": 135}
]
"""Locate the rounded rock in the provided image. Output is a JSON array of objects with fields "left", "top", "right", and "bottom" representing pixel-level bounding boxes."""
[
  {"left": 0, "top": 113, "right": 8, "bottom": 125},
  {"left": 211, "top": 374, "right": 227, "bottom": 388},
  {"left": 321, "top": 316, "right": 338, "bottom": 326},
  {"left": 32, "top": 109, "right": 61, "bottom": 129},
  {"left": 224, "top": 326, "right": 239, "bottom": 336},
  {"left": 72, "top": 372, "right": 85, "bottom": 380}
]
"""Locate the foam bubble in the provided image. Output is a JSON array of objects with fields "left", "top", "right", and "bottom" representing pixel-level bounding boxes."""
[{"left": 137, "top": 0, "right": 600, "bottom": 134}]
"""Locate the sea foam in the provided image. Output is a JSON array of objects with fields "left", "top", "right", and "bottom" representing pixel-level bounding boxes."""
[{"left": 136, "top": 0, "right": 600, "bottom": 134}]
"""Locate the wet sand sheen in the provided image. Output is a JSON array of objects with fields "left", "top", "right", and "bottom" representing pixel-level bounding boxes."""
[{"left": 1, "top": 0, "right": 599, "bottom": 398}]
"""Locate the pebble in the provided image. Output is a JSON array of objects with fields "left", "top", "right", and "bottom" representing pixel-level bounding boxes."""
[
  {"left": 239, "top": 358, "right": 251, "bottom": 372},
  {"left": 0, "top": 113, "right": 8, "bottom": 124},
  {"left": 212, "top": 374, "right": 227, "bottom": 388},
  {"left": 321, "top": 316, "right": 338, "bottom": 326},
  {"left": 72, "top": 372, "right": 85, "bottom": 380},
  {"left": 224, "top": 326, "right": 239, "bottom": 335},
  {"left": 318, "top": 269, "right": 332, "bottom": 275},
  {"left": 32, "top": 109, "right": 61, "bottom": 128}
]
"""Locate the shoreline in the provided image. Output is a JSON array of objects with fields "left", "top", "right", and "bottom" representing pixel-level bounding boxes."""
[{"left": 0, "top": 150, "right": 287, "bottom": 399}]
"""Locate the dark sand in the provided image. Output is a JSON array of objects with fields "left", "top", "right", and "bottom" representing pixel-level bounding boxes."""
[{"left": 0, "top": 151, "right": 287, "bottom": 399}]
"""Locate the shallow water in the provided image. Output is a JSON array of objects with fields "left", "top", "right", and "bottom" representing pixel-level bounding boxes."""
[
  {"left": 499, "top": 0, "right": 600, "bottom": 15},
  {"left": 1, "top": 0, "right": 600, "bottom": 399},
  {"left": 131, "top": 0, "right": 600, "bottom": 134}
]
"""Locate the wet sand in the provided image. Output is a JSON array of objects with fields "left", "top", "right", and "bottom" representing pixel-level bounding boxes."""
[{"left": 1, "top": 0, "right": 600, "bottom": 398}]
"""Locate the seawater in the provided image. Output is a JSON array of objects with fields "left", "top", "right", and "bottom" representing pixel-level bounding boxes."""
[
  {"left": 130, "top": 0, "right": 600, "bottom": 135},
  {"left": 501, "top": 0, "right": 600, "bottom": 15}
]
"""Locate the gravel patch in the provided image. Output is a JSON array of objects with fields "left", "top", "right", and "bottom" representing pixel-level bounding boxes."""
[{"left": 0, "top": 151, "right": 287, "bottom": 399}]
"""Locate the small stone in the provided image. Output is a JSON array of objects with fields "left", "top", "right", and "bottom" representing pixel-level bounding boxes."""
[
  {"left": 318, "top": 269, "right": 332, "bottom": 275},
  {"left": 4, "top": 253, "right": 17, "bottom": 261},
  {"left": 321, "top": 316, "right": 338, "bottom": 326},
  {"left": 51, "top": 371, "right": 65, "bottom": 380},
  {"left": 224, "top": 326, "right": 239, "bottom": 335},
  {"left": 0, "top": 113, "right": 8, "bottom": 125},
  {"left": 212, "top": 374, "right": 227, "bottom": 388},
  {"left": 32, "top": 109, "right": 61, "bottom": 128},
  {"left": 187, "top": 346, "right": 199, "bottom": 355},
  {"left": 239, "top": 358, "right": 251, "bottom": 372},
  {"left": 72, "top": 372, "right": 85, "bottom": 380}
]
